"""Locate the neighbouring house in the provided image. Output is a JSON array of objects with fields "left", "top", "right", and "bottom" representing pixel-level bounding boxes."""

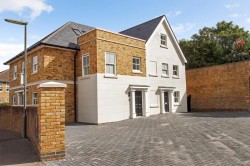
[
  {"left": 0, "top": 69, "right": 9, "bottom": 103},
  {"left": 4, "top": 15, "right": 187, "bottom": 124},
  {"left": 186, "top": 60, "right": 250, "bottom": 112}
]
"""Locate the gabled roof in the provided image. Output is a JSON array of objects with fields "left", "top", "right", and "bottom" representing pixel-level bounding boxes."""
[
  {"left": 120, "top": 15, "right": 187, "bottom": 63},
  {"left": 120, "top": 15, "right": 164, "bottom": 41},
  {"left": 4, "top": 22, "right": 94, "bottom": 65},
  {"left": 0, "top": 69, "right": 9, "bottom": 83}
]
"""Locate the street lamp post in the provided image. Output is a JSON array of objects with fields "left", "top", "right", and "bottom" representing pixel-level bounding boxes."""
[{"left": 5, "top": 19, "right": 28, "bottom": 138}]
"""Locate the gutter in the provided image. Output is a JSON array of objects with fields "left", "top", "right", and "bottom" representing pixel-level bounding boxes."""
[{"left": 74, "top": 50, "right": 78, "bottom": 122}]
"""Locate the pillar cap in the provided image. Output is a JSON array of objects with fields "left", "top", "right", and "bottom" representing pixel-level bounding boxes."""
[{"left": 37, "top": 81, "right": 67, "bottom": 88}]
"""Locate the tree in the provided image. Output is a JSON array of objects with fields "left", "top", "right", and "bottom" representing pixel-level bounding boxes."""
[{"left": 179, "top": 21, "right": 250, "bottom": 69}]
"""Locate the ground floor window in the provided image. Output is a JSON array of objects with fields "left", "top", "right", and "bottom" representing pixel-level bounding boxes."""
[
  {"left": 32, "top": 92, "right": 38, "bottom": 105},
  {"left": 13, "top": 95, "right": 17, "bottom": 105},
  {"left": 18, "top": 92, "right": 24, "bottom": 105},
  {"left": 174, "top": 91, "right": 180, "bottom": 103}
]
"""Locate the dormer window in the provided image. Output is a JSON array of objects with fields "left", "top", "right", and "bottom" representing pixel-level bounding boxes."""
[{"left": 160, "top": 34, "right": 167, "bottom": 47}]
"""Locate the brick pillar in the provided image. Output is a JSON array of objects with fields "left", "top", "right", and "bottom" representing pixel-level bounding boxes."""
[{"left": 37, "top": 82, "right": 67, "bottom": 161}]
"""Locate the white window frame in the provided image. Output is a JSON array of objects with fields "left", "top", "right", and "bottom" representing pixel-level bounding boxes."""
[
  {"left": 0, "top": 82, "right": 2, "bottom": 92},
  {"left": 174, "top": 91, "right": 180, "bottom": 103},
  {"left": 162, "top": 63, "right": 169, "bottom": 77},
  {"left": 13, "top": 95, "right": 17, "bottom": 105},
  {"left": 6, "top": 83, "right": 9, "bottom": 92},
  {"left": 32, "top": 92, "right": 38, "bottom": 105},
  {"left": 132, "top": 57, "right": 141, "bottom": 73},
  {"left": 173, "top": 65, "right": 179, "bottom": 77},
  {"left": 160, "top": 34, "right": 167, "bottom": 47},
  {"left": 33, "top": 56, "right": 38, "bottom": 73},
  {"left": 17, "top": 92, "right": 24, "bottom": 106},
  {"left": 6, "top": 98, "right": 9, "bottom": 103},
  {"left": 0, "top": 98, "right": 2, "bottom": 103},
  {"left": 13, "top": 65, "right": 17, "bottom": 80},
  {"left": 82, "top": 54, "right": 90, "bottom": 76},
  {"left": 105, "top": 52, "right": 116, "bottom": 76}
]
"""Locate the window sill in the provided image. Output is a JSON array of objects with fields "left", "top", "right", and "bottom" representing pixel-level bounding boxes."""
[
  {"left": 32, "top": 71, "right": 38, "bottom": 75},
  {"left": 150, "top": 105, "right": 159, "bottom": 108},
  {"left": 27, "top": 104, "right": 38, "bottom": 107},
  {"left": 132, "top": 70, "right": 143, "bottom": 74},
  {"left": 161, "top": 74, "right": 169, "bottom": 78},
  {"left": 80, "top": 75, "right": 91, "bottom": 80},
  {"left": 149, "top": 74, "right": 158, "bottom": 77},
  {"left": 160, "top": 45, "right": 168, "bottom": 49},
  {"left": 172, "top": 75, "right": 180, "bottom": 79},
  {"left": 104, "top": 74, "right": 118, "bottom": 79},
  {"left": 174, "top": 104, "right": 181, "bottom": 106}
]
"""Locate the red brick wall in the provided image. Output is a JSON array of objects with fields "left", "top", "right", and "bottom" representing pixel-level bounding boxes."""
[
  {"left": 0, "top": 106, "right": 22, "bottom": 133},
  {"left": 186, "top": 60, "right": 250, "bottom": 112}
]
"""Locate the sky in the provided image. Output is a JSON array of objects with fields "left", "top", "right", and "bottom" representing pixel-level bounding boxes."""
[{"left": 1, "top": 0, "right": 250, "bottom": 71}]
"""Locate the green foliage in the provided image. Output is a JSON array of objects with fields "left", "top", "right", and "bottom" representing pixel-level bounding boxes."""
[
  {"left": 0, "top": 103, "right": 10, "bottom": 106},
  {"left": 179, "top": 21, "right": 250, "bottom": 69}
]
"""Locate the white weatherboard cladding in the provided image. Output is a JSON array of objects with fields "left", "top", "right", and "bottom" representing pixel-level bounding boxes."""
[
  {"left": 146, "top": 20, "right": 187, "bottom": 113},
  {"left": 77, "top": 75, "right": 98, "bottom": 123},
  {"left": 97, "top": 74, "right": 148, "bottom": 123}
]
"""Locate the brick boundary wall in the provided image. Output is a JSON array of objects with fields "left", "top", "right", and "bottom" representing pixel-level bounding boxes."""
[
  {"left": 0, "top": 82, "right": 66, "bottom": 162},
  {"left": 186, "top": 60, "right": 250, "bottom": 112},
  {"left": 37, "top": 83, "right": 66, "bottom": 161},
  {"left": 191, "top": 108, "right": 249, "bottom": 112},
  {"left": 0, "top": 106, "right": 22, "bottom": 133},
  {"left": 0, "top": 106, "right": 39, "bottom": 152}
]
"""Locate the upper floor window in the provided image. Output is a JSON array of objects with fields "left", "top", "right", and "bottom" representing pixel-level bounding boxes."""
[
  {"left": 133, "top": 57, "right": 141, "bottom": 71},
  {"left": 82, "top": 55, "right": 90, "bottom": 76},
  {"left": 173, "top": 65, "right": 179, "bottom": 77},
  {"left": 105, "top": 52, "right": 116, "bottom": 75},
  {"left": 6, "top": 83, "right": 9, "bottom": 92},
  {"left": 162, "top": 63, "right": 169, "bottom": 76},
  {"left": 160, "top": 34, "right": 167, "bottom": 47},
  {"left": 174, "top": 91, "right": 180, "bottom": 103},
  {"left": 13, "top": 65, "right": 17, "bottom": 80},
  {"left": 0, "top": 83, "right": 2, "bottom": 92},
  {"left": 32, "top": 92, "right": 38, "bottom": 105},
  {"left": 22, "top": 61, "right": 25, "bottom": 74},
  {"left": 33, "top": 56, "right": 38, "bottom": 73}
]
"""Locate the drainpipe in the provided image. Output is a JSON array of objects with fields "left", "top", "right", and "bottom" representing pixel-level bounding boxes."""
[{"left": 74, "top": 51, "right": 78, "bottom": 122}]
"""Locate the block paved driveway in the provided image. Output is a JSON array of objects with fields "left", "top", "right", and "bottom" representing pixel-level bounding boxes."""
[{"left": 43, "top": 112, "right": 250, "bottom": 166}]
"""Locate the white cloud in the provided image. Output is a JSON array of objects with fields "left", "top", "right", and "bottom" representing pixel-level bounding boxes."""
[
  {"left": 246, "top": 18, "right": 250, "bottom": 23},
  {"left": 172, "top": 23, "right": 195, "bottom": 35},
  {"left": 0, "top": 0, "right": 53, "bottom": 20},
  {"left": 230, "top": 13, "right": 240, "bottom": 18},
  {"left": 166, "top": 11, "right": 182, "bottom": 17},
  {"left": 0, "top": 43, "right": 23, "bottom": 71},
  {"left": 225, "top": 3, "right": 240, "bottom": 9},
  {"left": 0, "top": 43, "right": 23, "bottom": 58}
]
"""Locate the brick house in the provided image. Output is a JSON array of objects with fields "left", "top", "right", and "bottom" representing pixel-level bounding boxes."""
[
  {"left": 4, "top": 15, "right": 187, "bottom": 124},
  {"left": 0, "top": 69, "right": 9, "bottom": 103},
  {"left": 186, "top": 60, "right": 250, "bottom": 112}
]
